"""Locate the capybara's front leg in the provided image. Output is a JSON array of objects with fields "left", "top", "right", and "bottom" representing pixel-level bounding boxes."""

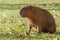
[{"left": 26, "top": 24, "right": 32, "bottom": 35}]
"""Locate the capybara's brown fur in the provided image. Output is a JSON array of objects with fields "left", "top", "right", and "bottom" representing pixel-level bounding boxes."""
[{"left": 19, "top": 5, "right": 56, "bottom": 34}]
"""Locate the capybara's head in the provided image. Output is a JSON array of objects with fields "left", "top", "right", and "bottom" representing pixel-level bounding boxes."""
[{"left": 20, "top": 5, "right": 32, "bottom": 17}]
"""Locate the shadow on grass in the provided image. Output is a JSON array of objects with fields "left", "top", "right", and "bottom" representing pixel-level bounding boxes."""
[{"left": 11, "top": 32, "right": 58, "bottom": 40}]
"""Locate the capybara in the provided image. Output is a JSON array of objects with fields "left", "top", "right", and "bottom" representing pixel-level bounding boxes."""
[{"left": 19, "top": 5, "right": 56, "bottom": 34}]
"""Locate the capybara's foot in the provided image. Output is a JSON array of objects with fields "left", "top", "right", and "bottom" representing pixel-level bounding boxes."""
[{"left": 25, "top": 32, "right": 30, "bottom": 36}]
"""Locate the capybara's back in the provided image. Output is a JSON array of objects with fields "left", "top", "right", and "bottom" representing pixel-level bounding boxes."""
[{"left": 20, "top": 5, "right": 56, "bottom": 34}]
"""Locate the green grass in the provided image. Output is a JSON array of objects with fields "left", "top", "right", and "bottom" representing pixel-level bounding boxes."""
[
  {"left": 0, "top": 0, "right": 60, "bottom": 4},
  {"left": 0, "top": 9, "right": 59, "bottom": 40},
  {"left": 0, "top": 4, "right": 60, "bottom": 10},
  {"left": 0, "top": 0, "right": 60, "bottom": 40}
]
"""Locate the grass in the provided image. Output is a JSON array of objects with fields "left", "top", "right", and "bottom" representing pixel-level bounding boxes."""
[
  {"left": 0, "top": 9, "right": 59, "bottom": 40},
  {"left": 0, "top": 0, "right": 60, "bottom": 4},
  {"left": 0, "top": 0, "right": 60, "bottom": 40}
]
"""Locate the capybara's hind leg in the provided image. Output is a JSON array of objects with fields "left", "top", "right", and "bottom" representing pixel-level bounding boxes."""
[
  {"left": 36, "top": 26, "right": 42, "bottom": 34},
  {"left": 48, "top": 26, "right": 56, "bottom": 33}
]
